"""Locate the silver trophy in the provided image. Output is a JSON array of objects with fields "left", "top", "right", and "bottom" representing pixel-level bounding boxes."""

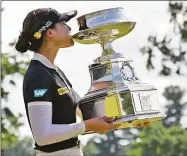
[{"left": 72, "top": 7, "right": 166, "bottom": 134}]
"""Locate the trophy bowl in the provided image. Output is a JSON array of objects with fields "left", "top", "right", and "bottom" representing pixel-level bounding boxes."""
[
  {"left": 72, "top": 7, "right": 136, "bottom": 45},
  {"left": 72, "top": 7, "right": 166, "bottom": 134}
]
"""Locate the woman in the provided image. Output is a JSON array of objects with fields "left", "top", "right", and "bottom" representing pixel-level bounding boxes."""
[{"left": 15, "top": 8, "right": 117, "bottom": 156}]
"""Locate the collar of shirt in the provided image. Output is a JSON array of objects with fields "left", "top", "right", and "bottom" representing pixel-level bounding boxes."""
[
  {"left": 31, "top": 53, "right": 72, "bottom": 92},
  {"left": 31, "top": 53, "right": 58, "bottom": 70}
]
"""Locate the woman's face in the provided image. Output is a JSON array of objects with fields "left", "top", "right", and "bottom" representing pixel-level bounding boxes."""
[{"left": 47, "top": 21, "right": 74, "bottom": 48}]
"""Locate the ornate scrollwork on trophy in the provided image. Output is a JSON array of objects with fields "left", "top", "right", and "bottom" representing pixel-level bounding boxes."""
[{"left": 120, "top": 61, "right": 138, "bottom": 83}]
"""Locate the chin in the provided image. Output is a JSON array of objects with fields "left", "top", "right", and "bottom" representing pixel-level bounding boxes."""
[
  {"left": 69, "top": 38, "right": 75, "bottom": 46},
  {"left": 61, "top": 38, "right": 74, "bottom": 48}
]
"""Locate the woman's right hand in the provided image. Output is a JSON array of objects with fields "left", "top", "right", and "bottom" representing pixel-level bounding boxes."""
[{"left": 84, "top": 116, "right": 117, "bottom": 134}]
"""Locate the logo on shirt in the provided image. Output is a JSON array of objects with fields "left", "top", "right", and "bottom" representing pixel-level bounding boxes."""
[
  {"left": 57, "top": 87, "right": 69, "bottom": 95},
  {"left": 34, "top": 89, "right": 48, "bottom": 97}
]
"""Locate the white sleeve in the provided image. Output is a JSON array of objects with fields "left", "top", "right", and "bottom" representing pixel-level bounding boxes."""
[{"left": 28, "top": 101, "right": 85, "bottom": 146}]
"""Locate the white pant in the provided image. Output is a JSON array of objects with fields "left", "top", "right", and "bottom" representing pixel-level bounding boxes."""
[{"left": 35, "top": 146, "right": 84, "bottom": 156}]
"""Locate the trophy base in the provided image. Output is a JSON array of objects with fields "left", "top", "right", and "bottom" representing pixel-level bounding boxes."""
[
  {"left": 112, "top": 112, "right": 166, "bottom": 128},
  {"left": 82, "top": 112, "right": 166, "bottom": 135}
]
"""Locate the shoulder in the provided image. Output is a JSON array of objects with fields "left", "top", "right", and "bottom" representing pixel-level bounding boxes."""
[{"left": 23, "top": 65, "right": 53, "bottom": 88}]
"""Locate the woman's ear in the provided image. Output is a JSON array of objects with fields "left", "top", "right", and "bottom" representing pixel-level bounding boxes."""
[{"left": 46, "top": 28, "right": 54, "bottom": 38}]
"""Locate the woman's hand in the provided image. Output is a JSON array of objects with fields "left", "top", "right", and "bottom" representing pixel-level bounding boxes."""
[{"left": 84, "top": 116, "right": 117, "bottom": 134}]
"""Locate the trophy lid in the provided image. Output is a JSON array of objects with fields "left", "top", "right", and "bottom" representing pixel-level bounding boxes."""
[{"left": 72, "top": 7, "right": 136, "bottom": 44}]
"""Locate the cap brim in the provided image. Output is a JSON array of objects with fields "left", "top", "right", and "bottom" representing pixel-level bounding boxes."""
[{"left": 59, "top": 10, "right": 78, "bottom": 22}]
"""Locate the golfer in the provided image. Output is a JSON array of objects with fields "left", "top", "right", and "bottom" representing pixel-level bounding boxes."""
[{"left": 15, "top": 8, "right": 116, "bottom": 156}]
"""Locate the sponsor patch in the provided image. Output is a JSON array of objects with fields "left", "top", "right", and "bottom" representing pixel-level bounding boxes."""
[
  {"left": 57, "top": 87, "right": 69, "bottom": 95},
  {"left": 34, "top": 89, "right": 48, "bottom": 97}
]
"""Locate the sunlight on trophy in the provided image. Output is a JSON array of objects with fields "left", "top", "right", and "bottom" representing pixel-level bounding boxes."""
[{"left": 72, "top": 7, "right": 166, "bottom": 134}]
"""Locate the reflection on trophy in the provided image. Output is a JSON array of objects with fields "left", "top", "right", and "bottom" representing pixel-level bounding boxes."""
[{"left": 72, "top": 7, "right": 166, "bottom": 134}]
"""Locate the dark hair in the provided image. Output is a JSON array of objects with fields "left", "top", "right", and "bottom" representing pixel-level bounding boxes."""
[{"left": 15, "top": 8, "right": 54, "bottom": 53}]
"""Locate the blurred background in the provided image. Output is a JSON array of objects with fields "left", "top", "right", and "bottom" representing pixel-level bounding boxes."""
[{"left": 1, "top": 1, "right": 187, "bottom": 156}]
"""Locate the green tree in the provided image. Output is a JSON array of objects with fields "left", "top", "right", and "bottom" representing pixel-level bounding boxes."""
[
  {"left": 83, "top": 127, "right": 139, "bottom": 156},
  {"left": 126, "top": 85, "right": 187, "bottom": 156},
  {"left": 1, "top": 47, "right": 36, "bottom": 156},
  {"left": 1, "top": 107, "right": 23, "bottom": 150},
  {"left": 83, "top": 131, "right": 123, "bottom": 156},
  {"left": 141, "top": 1, "right": 187, "bottom": 76},
  {"left": 1, "top": 47, "right": 37, "bottom": 156},
  {"left": 1, "top": 8, "right": 34, "bottom": 156},
  {"left": 163, "top": 85, "right": 187, "bottom": 127},
  {"left": 1, "top": 49, "right": 30, "bottom": 149},
  {"left": 3, "top": 137, "right": 35, "bottom": 156},
  {"left": 127, "top": 122, "right": 187, "bottom": 156},
  {"left": 83, "top": 2, "right": 187, "bottom": 155}
]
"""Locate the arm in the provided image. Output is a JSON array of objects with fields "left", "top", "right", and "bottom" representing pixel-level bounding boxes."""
[
  {"left": 24, "top": 69, "right": 85, "bottom": 146},
  {"left": 73, "top": 89, "right": 83, "bottom": 120},
  {"left": 76, "top": 107, "right": 83, "bottom": 120},
  {"left": 28, "top": 101, "right": 85, "bottom": 146}
]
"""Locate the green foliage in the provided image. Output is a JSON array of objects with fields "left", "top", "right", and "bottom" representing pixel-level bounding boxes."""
[
  {"left": 141, "top": 1, "right": 187, "bottom": 76},
  {"left": 1, "top": 47, "right": 30, "bottom": 152},
  {"left": 3, "top": 137, "right": 35, "bottom": 156},
  {"left": 83, "top": 128, "right": 139, "bottom": 156},
  {"left": 83, "top": 137, "right": 101, "bottom": 156},
  {"left": 1, "top": 52, "right": 29, "bottom": 101},
  {"left": 1, "top": 107, "right": 24, "bottom": 150},
  {"left": 84, "top": 122, "right": 187, "bottom": 156},
  {"left": 127, "top": 122, "right": 187, "bottom": 156},
  {"left": 163, "top": 85, "right": 187, "bottom": 127},
  {"left": 1, "top": 9, "right": 30, "bottom": 153},
  {"left": 83, "top": 131, "right": 123, "bottom": 156}
]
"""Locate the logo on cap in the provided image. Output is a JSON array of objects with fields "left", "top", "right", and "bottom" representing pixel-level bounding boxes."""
[{"left": 33, "top": 21, "right": 52, "bottom": 39}]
